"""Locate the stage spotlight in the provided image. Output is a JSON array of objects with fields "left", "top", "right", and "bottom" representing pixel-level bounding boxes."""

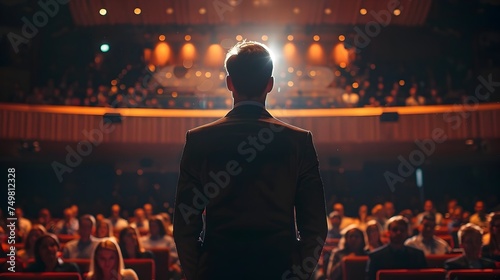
[{"left": 100, "top": 44, "right": 110, "bottom": 53}]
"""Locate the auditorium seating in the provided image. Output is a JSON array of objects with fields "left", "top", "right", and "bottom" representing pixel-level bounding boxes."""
[
  {"left": 149, "top": 248, "right": 170, "bottom": 280},
  {"left": 426, "top": 254, "right": 461, "bottom": 268},
  {"left": 57, "top": 234, "right": 77, "bottom": 245},
  {"left": 124, "top": 259, "right": 155, "bottom": 280},
  {"left": 376, "top": 269, "right": 446, "bottom": 280},
  {"left": 342, "top": 255, "right": 368, "bottom": 280},
  {"left": 0, "top": 272, "right": 82, "bottom": 279},
  {"left": 446, "top": 269, "right": 500, "bottom": 280}
]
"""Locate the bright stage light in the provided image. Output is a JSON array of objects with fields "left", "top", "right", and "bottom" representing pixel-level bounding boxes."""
[{"left": 100, "top": 44, "right": 110, "bottom": 52}]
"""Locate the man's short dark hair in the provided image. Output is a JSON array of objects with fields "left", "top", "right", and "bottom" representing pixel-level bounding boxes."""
[
  {"left": 386, "top": 215, "right": 409, "bottom": 231},
  {"left": 224, "top": 40, "right": 273, "bottom": 98},
  {"left": 421, "top": 213, "right": 436, "bottom": 224}
]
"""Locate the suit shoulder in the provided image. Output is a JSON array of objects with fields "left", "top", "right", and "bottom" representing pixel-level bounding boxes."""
[
  {"left": 368, "top": 244, "right": 389, "bottom": 257},
  {"left": 406, "top": 245, "right": 425, "bottom": 255}
]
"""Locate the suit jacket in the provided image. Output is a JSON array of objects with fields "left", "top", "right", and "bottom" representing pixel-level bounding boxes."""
[
  {"left": 366, "top": 244, "right": 427, "bottom": 280},
  {"left": 444, "top": 255, "right": 496, "bottom": 270},
  {"left": 174, "top": 104, "right": 328, "bottom": 280}
]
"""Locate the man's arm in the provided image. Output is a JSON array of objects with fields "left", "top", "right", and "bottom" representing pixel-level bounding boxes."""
[
  {"left": 295, "top": 132, "right": 328, "bottom": 279},
  {"left": 173, "top": 131, "right": 204, "bottom": 280}
]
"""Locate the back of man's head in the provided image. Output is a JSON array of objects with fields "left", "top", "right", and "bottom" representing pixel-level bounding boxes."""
[{"left": 225, "top": 41, "right": 273, "bottom": 98}]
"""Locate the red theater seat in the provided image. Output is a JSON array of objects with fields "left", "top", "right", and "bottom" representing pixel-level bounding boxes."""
[
  {"left": 341, "top": 255, "right": 369, "bottom": 280},
  {"left": 446, "top": 269, "right": 500, "bottom": 280},
  {"left": 0, "top": 272, "right": 82, "bottom": 279},
  {"left": 149, "top": 248, "right": 170, "bottom": 280},
  {"left": 376, "top": 269, "right": 446, "bottom": 280},
  {"left": 426, "top": 254, "right": 461, "bottom": 268},
  {"left": 124, "top": 259, "right": 155, "bottom": 280}
]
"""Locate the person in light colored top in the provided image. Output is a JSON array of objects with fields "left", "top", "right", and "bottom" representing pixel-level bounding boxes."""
[
  {"left": 469, "top": 200, "right": 489, "bottom": 232},
  {"left": 109, "top": 204, "right": 128, "bottom": 232},
  {"left": 87, "top": 239, "right": 138, "bottom": 280},
  {"left": 405, "top": 213, "right": 451, "bottom": 255},
  {"left": 415, "top": 200, "right": 443, "bottom": 227},
  {"left": 129, "top": 208, "right": 149, "bottom": 234},
  {"left": 55, "top": 207, "right": 79, "bottom": 235},
  {"left": 15, "top": 208, "right": 32, "bottom": 241},
  {"left": 18, "top": 224, "right": 47, "bottom": 262},
  {"left": 63, "top": 215, "right": 100, "bottom": 259},
  {"left": 140, "top": 216, "right": 179, "bottom": 266},
  {"left": 333, "top": 203, "right": 355, "bottom": 231}
]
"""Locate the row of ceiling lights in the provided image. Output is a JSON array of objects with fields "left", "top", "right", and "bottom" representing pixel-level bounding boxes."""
[
  {"left": 154, "top": 34, "right": 346, "bottom": 42},
  {"left": 98, "top": 7, "right": 402, "bottom": 16}
]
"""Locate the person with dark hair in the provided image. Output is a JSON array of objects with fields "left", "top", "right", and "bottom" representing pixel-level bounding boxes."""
[
  {"left": 326, "top": 226, "right": 368, "bottom": 280},
  {"left": 366, "top": 216, "right": 427, "bottom": 280},
  {"left": 405, "top": 213, "right": 451, "bottom": 255},
  {"left": 365, "top": 220, "right": 385, "bottom": 251},
  {"left": 445, "top": 223, "right": 496, "bottom": 269},
  {"left": 118, "top": 226, "right": 153, "bottom": 259},
  {"left": 18, "top": 224, "right": 47, "bottom": 262},
  {"left": 140, "top": 216, "right": 179, "bottom": 265},
  {"left": 87, "top": 239, "right": 138, "bottom": 280},
  {"left": 63, "top": 214, "right": 100, "bottom": 259},
  {"left": 95, "top": 219, "right": 115, "bottom": 240},
  {"left": 174, "top": 40, "right": 327, "bottom": 280},
  {"left": 469, "top": 200, "right": 489, "bottom": 232},
  {"left": 25, "top": 234, "right": 79, "bottom": 273},
  {"left": 482, "top": 212, "right": 500, "bottom": 261}
]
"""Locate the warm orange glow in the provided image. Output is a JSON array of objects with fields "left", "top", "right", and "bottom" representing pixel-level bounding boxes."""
[
  {"left": 185, "top": 35, "right": 191, "bottom": 41},
  {"left": 335, "top": 70, "right": 341, "bottom": 77},
  {"left": 199, "top": 8, "right": 207, "bottom": 14},
  {"left": 157, "top": 88, "right": 164, "bottom": 94},
  {"left": 287, "top": 35, "right": 294, "bottom": 41},
  {"left": 313, "top": 35, "right": 320, "bottom": 42},
  {"left": 158, "top": 35, "right": 166, "bottom": 41},
  {"left": 111, "top": 80, "right": 117, "bottom": 86},
  {"left": 293, "top": 7, "right": 300, "bottom": 14},
  {"left": 393, "top": 9, "right": 401, "bottom": 16},
  {"left": 165, "top": 72, "right": 172, "bottom": 78},
  {"left": 99, "top": 9, "right": 107, "bottom": 16},
  {"left": 143, "top": 48, "right": 152, "bottom": 63},
  {"left": 236, "top": 35, "right": 243, "bottom": 41},
  {"left": 338, "top": 35, "right": 345, "bottom": 42},
  {"left": 172, "top": 92, "right": 178, "bottom": 98},
  {"left": 399, "top": 80, "right": 405, "bottom": 86},
  {"left": 148, "top": 64, "right": 155, "bottom": 72},
  {"left": 288, "top": 67, "right": 294, "bottom": 73},
  {"left": 307, "top": 43, "right": 325, "bottom": 65},
  {"left": 360, "top": 8, "right": 367, "bottom": 15},
  {"left": 288, "top": 81, "right": 294, "bottom": 87},
  {"left": 324, "top": 8, "right": 332, "bottom": 15},
  {"left": 204, "top": 44, "right": 225, "bottom": 68},
  {"left": 261, "top": 35, "right": 268, "bottom": 41},
  {"left": 183, "top": 60, "right": 193, "bottom": 69},
  {"left": 332, "top": 43, "right": 349, "bottom": 66},
  {"left": 283, "top": 42, "right": 300, "bottom": 66},
  {"left": 195, "top": 71, "right": 202, "bottom": 77},
  {"left": 352, "top": 82, "right": 359, "bottom": 89},
  {"left": 134, "top": 8, "right": 141, "bottom": 15},
  {"left": 152, "top": 42, "right": 172, "bottom": 66},
  {"left": 205, "top": 72, "right": 212, "bottom": 78},
  {"left": 166, "top": 8, "right": 174, "bottom": 14},
  {"left": 181, "top": 43, "right": 197, "bottom": 61},
  {"left": 340, "top": 62, "right": 346, "bottom": 68}
]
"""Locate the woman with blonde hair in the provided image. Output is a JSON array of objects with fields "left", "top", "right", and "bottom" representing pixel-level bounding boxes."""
[
  {"left": 18, "top": 224, "right": 47, "bottom": 262},
  {"left": 87, "top": 239, "right": 138, "bottom": 280}
]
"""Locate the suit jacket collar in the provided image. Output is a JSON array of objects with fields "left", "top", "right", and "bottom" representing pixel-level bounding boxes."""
[{"left": 225, "top": 104, "right": 273, "bottom": 119}]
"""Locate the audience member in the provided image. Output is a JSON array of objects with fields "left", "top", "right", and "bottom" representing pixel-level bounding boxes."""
[
  {"left": 55, "top": 207, "right": 79, "bottom": 235},
  {"left": 326, "top": 226, "right": 368, "bottom": 280},
  {"left": 371, "top": 204, "right": 386, "bottom": 230},
  {"left": 384, "top": 202, "right": 396, "bottom": 220},
  {"left": 96, "top": 219, "right": 115, "bottom": 240},
  {"left": 405, "top": 87, "right": 426, "bottom": 106},
  {"left": 18, "top": 224, "right": 47, "bottom": 262},
  {"left": 405, "top": 213, "right": 451, "bottom": 255},
  {"left": 25, "top": 233, "right": 80, "bottom": 272},
  {"left": 469, "top": 200, "right": 489, "bottom": 232},
  {"left": 63, "top": 214, "right": 100, "bottom": 259},
  {"left": 109, "top": 204, "right": 128, "bottom": 232},
  {"left": 119, "top": 227, "right": 154, "bottom": 259},
  {"left": 416, "top": 199, "right": 443, "bottom": 227},
  {"left": 140, "top": 216, "right": 179, "bottom": 265},
  {"left": 365, "top": 220, "right": 384, "bottom": 252},
  {"left": 366, "top": 216, "right": 427, "bottom": 280},
  {"left": 481, "top": 212, "right": 500, "bottom": 261},
  {"left": 87, "top": 239, "right": 138, "bottom": 280},
  {"left": 355, "top": 204, "right": 370, "bottom": 231},
  {"left": 444, "top": 199, "right": 458, "bottom": 219},
  {"left": 37, "top": 208, "right": 57, "bottom": 233},
  {"left": 333, "top": 203, "right": 355, "bottom": 231},
  {"left": 327, "top": 211, "right": 342, "bottom": 239},
  {"left": 444, "top": 223, "right": 496, "bottom": 269},
  {"left": 130, "top": 208, "right": 149, "bottom": 234},
  {"left": 15, "top": 207, "right": 32, "bottom": 242}
]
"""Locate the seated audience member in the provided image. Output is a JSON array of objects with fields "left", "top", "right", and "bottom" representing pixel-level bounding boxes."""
[
  {"left": 384, "top": 202, "right": 396, "bottom": 220},
  {"left": 158, "top": 212, "right": 174, "bottom": 236},
  {"left": 63, "top": 214, "right": 100, "bottom": 259},
  {"left": 327, "top": 211, "right": 342, "bottom": 239},
  {"left": 18, "top": 224, "right": 47, "bottom": 262},
  {"left": 25, "top": 233, "right": 79, "bottom": 273},
  {"left": 15, "top": 207, "right": 32, "bottom": 242},
  {"left": 405, "top": 86, "right": 426, "bottom": 106},
  {"left": 355, "top": 205, "right": 370, "bottom": 231},
  {"left": 405, "top": 213, "right": 451, "bottom": 255},
  {"left": 55, "top": 207, "right": 79, "bottom": 235},
  {"left": 444, "top": 199, "right": 458, "bottom": 219},
  {"left": 371, "top": 204, "right": 387, "bottom": 230},
  {"left": 119, "top": 227, "right": 154, "bottom": 259},
  {"left": 130, "top": 208, "right": 149, "bottom": 234},
  {"left": 399, "top": 209, "right": 418, "bottom": 236},
  {"left": 469, "top": 200, "right": 489, "bottom": 232},
  {"left": 87, "top": 239, "right": 138, "bottom": 280},
  {"left": 333, "top": 203, "right": 355, "bottom": 231},
  {"left": 140, "top": 216, "right": 179, "bottom": 265},
  {"left": 143, "top": 203, "right": 154, "bottom": 220},
  {"left": 445, "top": 223, "right": 496, "bottom": 269},
  {"left": 448, "top": 206, "right": 465, "bottom": 248},
  {"left": 109, "top": 204, "right": 128, "bottom": 232},
  {"left": 366, "top": 216, "right": 427, "bottom": 280},
  {"left": 365, "top": 220, "right": 385, "bottom": 251},
  {"left": 326, "top": 226, "right": 368, "bottom": 280},
  {"left": 481, "top": 212, "right": 500, "bottom": 261},
  {"left": 37, "top": 208, "right": 57, "bottom": 233},
  {"left": 416, "top": 199, "right": 443, "bottom": 227},
  {"left": 96, "top": 219, "right": 115, "bottom": 240}
]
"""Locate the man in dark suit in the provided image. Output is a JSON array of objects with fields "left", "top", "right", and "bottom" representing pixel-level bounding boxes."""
[
  {"left": 173, "top": 41, "right": 328, "bottom": 280},
  {"left": 366, "top": 216, "right": 427, "bottom": 280},
  {"left": 445, "top": 223, "right": 496, "bottom": 270}
]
